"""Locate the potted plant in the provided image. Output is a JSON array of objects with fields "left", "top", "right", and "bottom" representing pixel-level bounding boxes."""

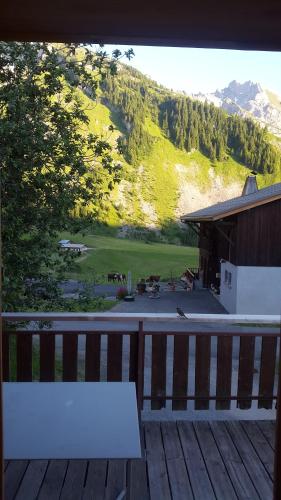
[{"left": 116, "top": 286, "right": 128, "bottom": 300}]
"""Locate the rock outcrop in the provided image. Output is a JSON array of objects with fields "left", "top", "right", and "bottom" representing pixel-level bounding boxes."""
[{"left": 193, "top": 80, "right": 281, "bottom": 136}]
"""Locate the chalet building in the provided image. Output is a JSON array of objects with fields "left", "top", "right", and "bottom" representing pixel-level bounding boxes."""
[
  {"left": 59, "top": 241, "right": 88, "bottom": 253},
  {"left": 58, "top": 239, "right": 70, "bottom": 245},
  {"left": 181, "top": 176, "right": 281, "bottom": 314}
]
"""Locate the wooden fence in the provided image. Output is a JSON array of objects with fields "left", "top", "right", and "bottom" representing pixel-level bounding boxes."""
[{"left": 2, "top": 312, "right": 280, "bottom": 412}]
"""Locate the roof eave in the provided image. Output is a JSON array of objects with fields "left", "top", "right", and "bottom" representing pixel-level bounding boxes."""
[
  {"left": 181, "top": 217, "right": 214, "bottom": 223},
  {"left": 181, "top": 193, "right": 281, "bottom": 223}
]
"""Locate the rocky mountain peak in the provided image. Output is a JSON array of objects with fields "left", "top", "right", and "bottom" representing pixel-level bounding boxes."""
[
  {"left": 192, "top": 80, "right": 281, "bottom": 136},
  {"left": 219, "top": 80, "right": 263, "bottom": 100}
]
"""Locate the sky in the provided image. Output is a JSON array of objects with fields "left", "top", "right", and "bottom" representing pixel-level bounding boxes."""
[{"left": 104, "top": 45, "right": 281, "bottom": 96}]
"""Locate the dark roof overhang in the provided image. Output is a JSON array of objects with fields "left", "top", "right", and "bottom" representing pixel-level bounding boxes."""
[{"left": 2, "top": 1, "right": 281, "bottom": 51}]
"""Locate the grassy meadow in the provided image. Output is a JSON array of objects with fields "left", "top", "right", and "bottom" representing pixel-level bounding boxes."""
[{"left": 60, "top": 233, "right": 199, "bottom": 283}]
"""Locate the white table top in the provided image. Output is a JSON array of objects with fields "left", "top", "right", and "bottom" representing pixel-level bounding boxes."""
[{"left": 4, "top": 382, "right": 141, "bottom": 459}]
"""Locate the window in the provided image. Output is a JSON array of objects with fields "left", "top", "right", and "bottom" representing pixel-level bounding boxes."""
[{"left": 228, "top": 272, "right": 232, "bottom": 288}]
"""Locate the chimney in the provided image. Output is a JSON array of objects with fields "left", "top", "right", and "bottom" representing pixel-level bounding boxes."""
[{"left": 242, "top": 175, "right": 258, "bottom": 196}]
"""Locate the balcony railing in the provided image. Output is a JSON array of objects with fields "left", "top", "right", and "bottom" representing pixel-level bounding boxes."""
[{"left": 3, "top": 312, "right": 280, "bottom": 413}]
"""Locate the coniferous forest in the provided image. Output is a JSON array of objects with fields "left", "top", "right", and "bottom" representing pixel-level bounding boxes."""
[{"left": 102, "top": 65, "right": 280, "bottom": 175}]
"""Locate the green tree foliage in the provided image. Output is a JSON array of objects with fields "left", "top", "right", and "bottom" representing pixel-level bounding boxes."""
[
  {"left": 159, "top": 98, "right": 280, "bottom": 174},
  {"left": 0, "top": 42, "right": 132, "bottom": 310},
  {"left": 102, "top": 69, "right": 154, "bottom": 164}
]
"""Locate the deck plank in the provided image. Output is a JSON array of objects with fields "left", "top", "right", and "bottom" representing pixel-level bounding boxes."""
[
  {"left": 178, "top": 421, "right": 216, "bottom": 500},
  {"left": 194, "top": 421, "right": 237, "bottom": 500},
  {"left": 210, "top": 421, "right": 260, "bottom": 500},
  {"left": 82, "top": 460, "right": 107, "bottom": 499},
  {"left": 5, "top": 461, "right": 29, "bottom": 500},
  {"left": 38, "top": 460, "right": 68, "bottom": 500},
  {"left": 105, "top": 460, "right": 127, "bottom": 500},
  {"left": 161, "top": 422, "right": 193, "bottom": 500},
  {"left": 256, "top": 421, "right": 276, "bottom": 449},
  {"left": 145, "top": 421, "right": 171, "bottom": 500},
  {"left": 5, "top": 420, "right": 275, "bottom": 500},
  {"left": 15, "top": 460, "right": 48, "bottom": 500},
  {"left": 127, "top": 459, "right": 149, "bottom": 500},
  {"left": 60, "top": 460, "right": 87, "bottom": 500},
  {"left": 226, "top": 421, "right": 273, "bottom": 500},
  {"left": 241, "top": 421, "right": 274, "bottom": 479}
]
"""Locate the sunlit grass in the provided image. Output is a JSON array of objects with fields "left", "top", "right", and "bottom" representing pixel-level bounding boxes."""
[{"left": 60, "top": 233, "right": 199, "bottom": 282}]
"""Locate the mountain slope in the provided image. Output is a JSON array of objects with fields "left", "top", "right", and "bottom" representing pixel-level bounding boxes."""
[
  {"left": 102, "top": 66, "right": 281, "bottom": 177},
  {"left": 81, "top": 95, "right": 264, "bottom": 229},
  {"left": 74, "top": 63, "right": 281, "bottom": 238}
]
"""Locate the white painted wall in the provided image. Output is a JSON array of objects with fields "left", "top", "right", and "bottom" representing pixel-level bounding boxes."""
[
  {"left": 236, "top": 266, "right": 281, "bottom": 314},
  {"left": 220, "top": 261, "right": 281, "bottom": 314},
  {"left": 220, "top": 261, "right": 238, "bottom": 313}
]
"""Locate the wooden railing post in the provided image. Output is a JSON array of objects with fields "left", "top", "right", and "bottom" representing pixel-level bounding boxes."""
[
  {"left": 136, "top": 321, "right": 144, "bottom": 415},
  {"left": 273, "top": 331, "right": 281, "bottom": 500},
  {"left": 0, "top": 226, "right": 4, "bottom": 499},
  {"left": 0, "top": 319, "right": 3, "bottom": 500}
]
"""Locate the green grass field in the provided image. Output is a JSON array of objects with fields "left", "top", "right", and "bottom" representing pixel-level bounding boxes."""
[{"left": 60, "top": 233, "right": 199, "bottom": 282}]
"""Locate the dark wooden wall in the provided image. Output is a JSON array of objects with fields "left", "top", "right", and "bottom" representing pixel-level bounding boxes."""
[
  {"left": 199, "top": 200, "right": 281, "bottom": 280},
  {"left": 235, "top": 199, "right": 281, "bottom": 266},
  {"left": 198, "top": 198, "right": 281, "bottom": 285}
]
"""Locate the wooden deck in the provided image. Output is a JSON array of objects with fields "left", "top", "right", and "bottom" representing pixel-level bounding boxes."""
[{"left": 4, "top": 420, "right": 276, "bottom": 500}]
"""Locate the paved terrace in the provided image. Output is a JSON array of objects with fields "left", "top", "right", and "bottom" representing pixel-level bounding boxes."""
[
  {"left": 5, "top": 420, "right": 275, "bottom": 500},
  {"left": 111, "top": 288, "right": 226, "bottom": 314}
]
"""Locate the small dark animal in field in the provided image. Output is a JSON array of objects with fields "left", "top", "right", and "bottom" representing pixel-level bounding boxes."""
[
  {"left": 108, "top": 273, "right": 118, "bottom": 282},
  {"left": 108, "top": 272, "right": 126, "bottom": 283},
  {"left": 176, "top": 307, "right": 189, "bottom": 319}
]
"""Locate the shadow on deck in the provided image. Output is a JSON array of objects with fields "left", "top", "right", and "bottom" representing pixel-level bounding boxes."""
[{"left": 5, "top": 420, "right": 275, "bottom": 500}]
